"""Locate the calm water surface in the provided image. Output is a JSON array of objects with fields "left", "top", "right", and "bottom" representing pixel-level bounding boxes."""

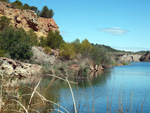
[{"left": 39, "top": 62, "right": 150, "bottom": 113}]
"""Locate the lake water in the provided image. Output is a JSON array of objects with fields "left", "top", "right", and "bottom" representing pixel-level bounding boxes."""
[{"left": 14, "top": 62, "right": 150, "bottom": 113}]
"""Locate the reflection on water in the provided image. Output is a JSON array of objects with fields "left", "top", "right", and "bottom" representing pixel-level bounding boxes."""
[{"left": 1, "top": 62, "right": 150, "bottom": 113}]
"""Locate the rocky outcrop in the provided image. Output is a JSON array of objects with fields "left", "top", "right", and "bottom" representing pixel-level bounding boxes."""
[
  {"left": 0, "top": 2, "right": 59, "bottom": 37},
  {"left": 0, "top": 57, "right": 42, "bottom": 77},
  {"left": 120, "top": 54, "right": 142, "bottom": 62},
  {"left": 112, "top": 53, "right": 142, "bottom": 62},
  {"left": 31, "top": 46, "right": 57, "bottom": 65},
  {"left": 90, "top": 65, "right": 104, "bottom": 72},
  {"left": 140, "top": 53, "right": 150, "bottom": 62}
]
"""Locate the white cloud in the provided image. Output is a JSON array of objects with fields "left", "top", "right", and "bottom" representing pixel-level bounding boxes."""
[{"left": 99, "top": 27, "right": 129, "bottom": 35}]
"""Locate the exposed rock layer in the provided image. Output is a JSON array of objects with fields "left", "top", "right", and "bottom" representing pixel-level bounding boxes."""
[
  {"left": 0, "top": 57, "right": 42, "bottom": 77},
  {"left": 0, "top": 2, "right": 59, "bottom": 37}
]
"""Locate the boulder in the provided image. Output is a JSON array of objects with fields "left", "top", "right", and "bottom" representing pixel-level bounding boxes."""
[
  {"left": 31, "top": 46, "right": 56, "bottom": 65},
  {"left": 0, "top": 57, "right": 42, "bottom": 77}
]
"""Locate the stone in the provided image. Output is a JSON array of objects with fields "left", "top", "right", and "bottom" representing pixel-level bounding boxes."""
[
  {"left": 1, "top": 64, "right": 13, "bottom": 75},
  {"left": 31, "top": 46, "right": 56, "bottom": 65},
  {"left": 0, "top": 57, "right": 42, "bottom": 77}
]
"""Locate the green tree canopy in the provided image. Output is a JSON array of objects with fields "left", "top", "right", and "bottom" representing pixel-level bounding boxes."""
[
  {"left": 71, "top": 39, "right": 81, "bottom": 54},
  {"left": 0, "top": 0, "right": 9, "bottom": 3},
  {"left": 60, "top": 43, "right": 76, "bottom": 60},
  {"left": 11, "top": 0, "right": 23, "bottom": 9},
  {"left": 80, "top": 39, "right": 92, "bottom": 53},
  {"left": 46, "top": 30, "right": 63, "bottom": 49},
  {"left": 40, "top": 6, "right": 54, "bottom": 18},
  {"left": 0, "top": 27, "right": 33, "bottom": 60}
]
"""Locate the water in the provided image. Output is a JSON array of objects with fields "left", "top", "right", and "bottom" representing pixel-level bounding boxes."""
[
  {"left": 3, "top": 62, "right": 150, "bottom": 113},
  {"left": 39, "top": 62, "right": 150, "bottom": 113}
]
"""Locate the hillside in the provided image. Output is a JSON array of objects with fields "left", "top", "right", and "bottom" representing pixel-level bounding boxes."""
[{"left": 0, "top": 1, "right": 59, "bottom": 37}]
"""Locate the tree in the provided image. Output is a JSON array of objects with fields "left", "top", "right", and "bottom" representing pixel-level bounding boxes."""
[
  {"left": 71, "top": 39, "right": 81, "bottom": 54},
  {"left": 60, "top": 43, "right": 76, "bottom": 60},
  {"left": 81, "top": 39, "right": 92, "bottom": 53},
  {"left": 11, "top": 0, "right": 23, "bottom": 9},
  {"left": 23, "top": 3, "right": 30, "bottom": 9},
  {"left": 0, "top": 27, "right": 33, "bottom": 60},
  {"left": 40, "top": 6, "right": 54, "bottom": 18},
  {"left": 0, "top": 16, "right": 10, "bottom": 31},
  {"left": 46, "top": 30, "right": 63, "bottom": 49},
  {"left": 48, "top": 9, "right": 54, "bottom": 18},
  {"left": 0, "top": 0, "right": 9, "bottom": 2}
]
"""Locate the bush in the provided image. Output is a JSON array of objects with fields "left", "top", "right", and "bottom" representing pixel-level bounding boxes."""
[
  {"left": 38, "top": 36, "right": 47, "bottom": 47},
  {"left": 43, "top": 46, "right": 51, "bottom": 55},
  {"left": 11, "top": 0, "right": 23, "bottom": 9},
  {"left": 0, "top": 48, "right": 5, "bottom": 57},
  {"left": 60, "top": 43, "right": 76, "bottom": 60},
  {"left": 0, "top": 0, "right": 9, "bottom": 3},
  {"left": 90, "top": 45, "right": 113, "bottom": 66},
  {"left": 46, "top": 30, "right": 63, "bottom": 49},
  {"left": 80, "top": 39, "right": 92, "bottom": 57},
  {"left": 0, "top": 16, "right": 10, "bottom": 31},
  {"left": 0, "top": 27, "right": 33, "bottom": 60},
  {"left": 71, "top": 39, "right": 81, "bottom": 54},
  {"left": 27, "top": 29, "right": 38, "bottom": 46}
]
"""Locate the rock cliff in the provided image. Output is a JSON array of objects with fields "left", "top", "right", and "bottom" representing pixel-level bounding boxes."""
[
  {"left": 0, "top": 2, "right": 59, "bottom": 37},
  {"left": 111, "top": 53, "right": 142, "bottom": 62}
]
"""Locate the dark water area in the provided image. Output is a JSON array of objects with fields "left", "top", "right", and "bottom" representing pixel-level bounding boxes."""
[{"left": 37, "top": 62, "right": 150, "bottom": 113}]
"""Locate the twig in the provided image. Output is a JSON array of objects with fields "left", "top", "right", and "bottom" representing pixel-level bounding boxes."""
[
  {"left": 10, "top": 99, "right": 28, "bottom": 113},
  {"left": 65, "top": 77, "right": 77, "bottom": 113},
  {"left": 28, "top": 78, "right": 42, "bottom": 108},
  {"left": 45, "top": 74, "right": 78, "bottom": 84}
]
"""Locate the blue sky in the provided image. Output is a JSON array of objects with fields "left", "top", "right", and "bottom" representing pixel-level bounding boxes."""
[{"left": 10, "top": 0, "right": 150, "bottom": 52}]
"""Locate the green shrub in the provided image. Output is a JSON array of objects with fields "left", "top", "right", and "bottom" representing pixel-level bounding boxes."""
[
  {"left": 46, "top": 30, "right": 63, "bottom": 49},
  {"left": 0, "top": 27, "right": 33, "bottom": 60},
  {"left": 60, "top": 43, "right": 76, "bottom": 60},
  {"left": 0, "top": 16, "right": 10, "bottom": 31},
  {"left": 27, "top": 29, "right": 38, "bottom": 46},
  {"left": 71, "top": 39, "right": 81, "bottom": 54},
  {"left": 0, "top": 48, "right": 5, "bottom": 57},
  {"left": 11, "top": 0, "right": 23, "bottom": 9},
  {"left": 0, "top": 0, "right": 9, "bottom": 3},
  {"left": 38, "top": 36, "right": 47, "bottom": 47},
  {"left": 43, "top": 46, "right": 51, "bottom": 55},
  {"left": 90, "top": 46, "right": 113, "bottom": 65}
]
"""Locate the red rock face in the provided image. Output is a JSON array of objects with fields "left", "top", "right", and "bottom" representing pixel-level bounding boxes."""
[
  {"left": 38, "top": 17, "right": 59, "bottom": 34},
  {"left": 0, "top": 2, "right": 59, "bottom": 37}
]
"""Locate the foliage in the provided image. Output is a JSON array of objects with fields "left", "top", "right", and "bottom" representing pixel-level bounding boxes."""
[
  {"left": 43, "top": 46, "right": 51, "bottom": 55},
  {"left": 38, "top": 36, "right": 47, "bottom": 47},
  {"left": 11, "top": 0, "right": 39, "bottom": 14},
  {"left": 90, "top": 46, "right": 113, "bottom": 65},
  {"left": 71, "top": 39, "right": 81, "bottom": 54},
  {"left": 27, "top": 29, "right": 38, "bottom": 46},
  {"left": 60, "top": 43, "right": 76, "bottom": 60},
  {"left": 80, "top": 39, "right": 92, "bottom": 57},
  {"left": 46, "top": 30, "right": 63, "bottom": 49},
  {"left": 0, "top": 0, "right": 9, "bottom": 3},
  {"left": 40, "top": 6, "right": 54, "bottom": 18},
  {"left": 11, "top": 0, "right": 23, "bottom": 9},
  {"left": 0, "top": 16, "right": 10, "bottom": 31},
  {"left": 0, "top": 27, "right": 33, "bottom": 60},
  {"left": 0, "top": 48, "right": 5, "bottom": 57}
]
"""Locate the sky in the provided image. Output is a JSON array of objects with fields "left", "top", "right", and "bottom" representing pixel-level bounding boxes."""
[{"left": 10, "top": 0, "right": 150, "bottom": 52}]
